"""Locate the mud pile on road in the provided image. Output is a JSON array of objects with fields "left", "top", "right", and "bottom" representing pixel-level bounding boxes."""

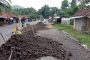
[
  {"left": 21, "top": 24, "right": 32, "bottom": 33},
  {"left": 22, "top": 22, "right": 47, "bottom": 33},
  {"left": 0, "top": 22, "right": 72, "bottom": 60},
  {"left": 33, "top": 22, "right": 48, "bottom": 31}
]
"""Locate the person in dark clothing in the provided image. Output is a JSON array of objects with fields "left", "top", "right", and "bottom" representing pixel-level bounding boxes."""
[{"left": 21, "top": 18, "right": 25, "bottom": 27}]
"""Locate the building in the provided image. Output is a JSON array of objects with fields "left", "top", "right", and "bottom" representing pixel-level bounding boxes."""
[
  {"left": 71, "top": 8, "right": 90, "bottom": 32},
  {"left": 0, "top": 12, "right": 18, "bottom": 25}
]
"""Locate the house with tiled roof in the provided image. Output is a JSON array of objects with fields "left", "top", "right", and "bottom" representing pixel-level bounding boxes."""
[
  {"left": 0, "top": 12, "right": 19, "bottom": 25},
  {"left": 71, "top": 8, "right": 90, "bottom": 32}
]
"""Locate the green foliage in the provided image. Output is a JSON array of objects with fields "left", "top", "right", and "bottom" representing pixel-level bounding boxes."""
[
  {"left": 70, "top": 19, "right": 74, "bottom": 25},
  {"left": 0, "top": 0, "right": 11, "bottom": 13},
  {"left": 60, "top": 0, "right": 70, "bottom": 17},
  {"left": 69, "top": 0, "right": 78, "bottom": 16},
  {"left": 29, "top": 12, "right": 39, "bottom": 19},
  {"left": 38, "top": 5, "right": 59, "bottom": 18},
  {"left": 12, "top": 7, "right": 39, "bottom": 19},
  {"left": 80, "top": 0, "right": 90, "bottom": 4},
  {"left": 59, "top": 0, "right": 78, "bottom": 17},
  {"left": 71, "top": 0, "right": 76, "bottom": 7},
  {"left": 38, "top": 5, "right": 50, "bottom": 18},
  {"left": 49, "top": 7, "right": 59, "bottom": 16},
  {"left": 79, "top": 0, "right": 90, "bottom": 9},
  {"left": 61, "top": 0, "right": 69, "bottom": 10},
  {"left": 0, "top": 5, "right": 5, "bottom": 13},
  {"left": 12, "top": 5, "right": 24, "bottom": 9}
]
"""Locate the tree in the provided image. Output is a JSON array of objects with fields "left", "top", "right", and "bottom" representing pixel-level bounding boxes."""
[
  {"left": 61, "top": 0, "right": 69, "bottom": 10},
  {"left": 12, "top": 7, "right": 37, "bottom": 15},
  {"left": 38, "top": 5, "right": 50, "bottom": 18},
  {"left": 71, "top": 0, "right": 76, "bottom": 8},
  {"left": 0, "top": 0, "right": 11, "bottom": 13},
  {"left": 79, "top": 0, "right": 90, "bottom": 9},
  {"left": 57, "top": 9, "right": 66, "bottom": 17},
  {"left": 0, "top": 0, "right": 10, "bottom": 7},
  {"left": 12, "top": 7, "right": 39, "bottom": 19},
  {"left": 59, "top": 0, "right": 78, "bottom": 17},
  {"left": 70, "top": 0, "right": 78, "bottom": 15},
  {"left": 60, "top": 0, "right": 70, "bottom": 17},
  {"left": 80, "top": 0, "right": 90, "bottom": 4},
  {"left": 49, "top": 7, "right": 59, "bottom": 17}
]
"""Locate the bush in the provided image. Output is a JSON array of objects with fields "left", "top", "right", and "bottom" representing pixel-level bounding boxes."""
[{"left": 70, "top": 19, "right": 74, "bottom": 25}]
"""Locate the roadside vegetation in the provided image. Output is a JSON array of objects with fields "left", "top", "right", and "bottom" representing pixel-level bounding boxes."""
[{"left": 54, "top": 24, "right": 90, "bottom": 47}]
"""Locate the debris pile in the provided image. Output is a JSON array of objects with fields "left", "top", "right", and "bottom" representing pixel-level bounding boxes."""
[
  {"left": 33, "top": 22, "right": 48, "bottom": 31},
  {"left": 0, "top": 22, "right": 72, "bottom": 60},
  {"left": 22, "top": 22, "right": 47, "bottom": 33}
]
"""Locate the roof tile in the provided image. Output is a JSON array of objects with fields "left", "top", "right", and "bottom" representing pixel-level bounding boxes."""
[{"left": 74, "top": 8, "right": 90, "bottom": 17}]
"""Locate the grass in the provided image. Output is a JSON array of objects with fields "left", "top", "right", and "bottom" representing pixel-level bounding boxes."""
[{"left": 54, "top": 24, "right": 90, "bottom": 48}]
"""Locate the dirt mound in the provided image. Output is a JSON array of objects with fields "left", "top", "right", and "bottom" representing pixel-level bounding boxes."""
[
  {"left": 36, "top": 22, "right": 46, "bottom": 26},
  {"left": 33, "top": 22, "right": 48, "bottom": 31},
  {"left": 0, "top": 33, "right": 71, "bottom": 60},
  {"left": 21, "top": 24, "right": 32, "bottom": 33},
  {"left": 0, "top": 22, "right": 72, "bottom": 60},
  {"left": 22, "top": 22, "right": 47, "bottom": 33}
]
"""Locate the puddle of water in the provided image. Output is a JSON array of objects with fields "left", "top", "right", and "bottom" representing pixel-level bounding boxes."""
[{"left": 36, "top": 56, "right": 59, "bottom": 60}]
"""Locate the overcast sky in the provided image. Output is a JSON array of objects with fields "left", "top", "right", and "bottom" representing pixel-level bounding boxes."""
[{"left": 11, "top": 0, "right": 71, "bottom": 10}]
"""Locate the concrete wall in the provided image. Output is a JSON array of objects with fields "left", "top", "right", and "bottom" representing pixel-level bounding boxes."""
[
  {"left": 61, "top": 18, "right": 70, "bottom": 24},
  {"left": 86, "top": 19, "right": 90, "bottom": 32},
  {"left": 74, "top": 18, "right": 87, "bottom": 31}
]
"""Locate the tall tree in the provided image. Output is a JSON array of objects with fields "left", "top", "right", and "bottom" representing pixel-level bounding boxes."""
[
  {"left": 80, "top": 0, "right": 90, "bottom": 4},
  {"left": 70, "top": 0, "right": 78, "bottom": 15},
  {"left": 38, "top": 5, "right": 50, "bottom": 18},
  {"left": 60, "top": 0, "right": 69, "bottom": 17},
  {"left": 79, "top": 0, "right": 90, "bottom": 9},
  {"left": 61, "top": 0, "right": 69, "bottom": 10},
  {"left": 49, "top": 7, "right": 59, "bottom": 17},
  {"left": 71, "top": 0, "right": 76, "bottom": 7}
]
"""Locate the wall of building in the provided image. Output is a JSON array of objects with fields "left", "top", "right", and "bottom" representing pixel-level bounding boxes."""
[
  {"left": 86, "top": 18, "right": 90, "bottom": 32},
  {"left": 61, "top": 18, "right": 70, "bottom": 24},
  {"left": 74, "top": 18, "right": 87, "bottom": 31}
]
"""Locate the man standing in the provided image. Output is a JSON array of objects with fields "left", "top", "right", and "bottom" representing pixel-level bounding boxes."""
[{"left": 21, "top": 17, "right": 25, "bottom": 27}]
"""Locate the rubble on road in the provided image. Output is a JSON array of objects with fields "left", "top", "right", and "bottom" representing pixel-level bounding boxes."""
[{"left": 0, "top": 22, "right": 72, "bottom": 60}]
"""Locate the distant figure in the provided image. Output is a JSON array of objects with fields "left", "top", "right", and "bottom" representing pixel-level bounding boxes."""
[
  {"left": 21, "top": 17, "right": 25, "bottom": 27},
  {"left": 22, "top": 22, "right": 25, "bottom": 27}
]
